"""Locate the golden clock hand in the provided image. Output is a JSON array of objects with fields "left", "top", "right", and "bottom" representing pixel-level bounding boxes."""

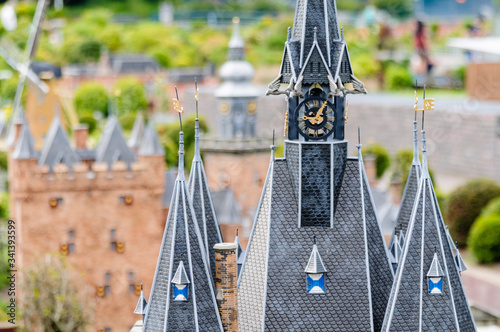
[
  {"left": 315, "top": 100, "right": 328, "bottom": 121},
  {"left": 298, "top": 116, "right": 318, "bottom": 124}
]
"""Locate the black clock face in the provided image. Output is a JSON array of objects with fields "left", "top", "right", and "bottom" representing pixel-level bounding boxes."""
[{"left": 295, "top": 97, "right": 335, "bottom": 140}]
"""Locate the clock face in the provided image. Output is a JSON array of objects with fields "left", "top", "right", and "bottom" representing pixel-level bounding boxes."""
[
  {"left": 220, "top": 102, "right": 231, "bottom": 115},
  {"left": 295, "top": 97, "right": 335, "bottom": 140}
]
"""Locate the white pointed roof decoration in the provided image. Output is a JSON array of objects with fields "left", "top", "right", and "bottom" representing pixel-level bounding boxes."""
[
  {"left": 427, "top": 253, "right": 444, "bottom": 278},
  {"left": 304, "top": 241, "right": 327, "bottom": 274},
  {"left": 454, "top": 250, "right": 467, "bottom": 273},
  {"left": 134, "top": 284, "right": 148, "bottom": 315},
  {"left": 171, "top": 261, "right": 190, "bottom": 285}
]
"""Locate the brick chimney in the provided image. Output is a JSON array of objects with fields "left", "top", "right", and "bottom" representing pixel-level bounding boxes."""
[
  {"left": 391, "top": 179, "right": 402, "bottom": 205},
  {"left": 214, "top": 243, "right": 238, "bottom": 332},
  {"left": 364, "top": 155, "right": 377, "bottom": 186},
  {"left": 74, "top": 124, "right": 89, "bottom": 150}
]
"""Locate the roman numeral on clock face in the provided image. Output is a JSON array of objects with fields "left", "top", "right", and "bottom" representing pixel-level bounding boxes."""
[{"left": 325, "top": 123, "right": 333, "bottom": 131}]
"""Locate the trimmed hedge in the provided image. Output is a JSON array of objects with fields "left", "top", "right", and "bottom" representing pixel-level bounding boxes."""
[
  {"left": 446, "top": 180, "right": 500, "bottom": 247},
  {"left": 468, "top": 212, "right": 500, "bottom": 263},
  {"left": 362, "top": 144, "right": 390, "bottom": 179}
]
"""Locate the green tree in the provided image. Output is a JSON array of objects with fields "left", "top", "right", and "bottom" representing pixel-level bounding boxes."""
[
  {"left": 374, "top": 0, "right": 413, "bottom": 19},
  {"left": 468, "top": 212, "right": 500, "bottom": 264},
  {"left": 21, "top": 255, "right": 94, "bottom": 331},
  {"left": 362, "top": 144, "right": 390, "bottom": 179},
  {"left": 112, "top": 78, "right": 148, "bottom": 116},
  {"left": 74, "top": 82, "right": 109, "bottom": 117}
]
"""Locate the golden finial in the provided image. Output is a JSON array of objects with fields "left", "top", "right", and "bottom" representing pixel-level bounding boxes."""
[{"left": 284, "top": 109, "right": 289, "bottom": 137}]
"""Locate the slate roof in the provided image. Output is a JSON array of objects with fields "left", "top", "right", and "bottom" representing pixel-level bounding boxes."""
[
  {"left": 278, "top": 0, "right": 356, "bottom": 85},
  {"left": 128, "top": 112, "right": 145, "bottom": 150},
  {"left": 139, "top": 121, "right": 164, "bottom": 156},
  {"left": 143, "top": 131, "right": 223, "bottom": 332},
  {"left": 95, "top": 116, "right": 136, "bottom": 169},
  {"left": 455, "top": 249, "right": 467, "bottom": 273},
  {"left": 381, "top": 131, "right": 476, "bottom": 332},
  {"left": 162, "top": 169, "right": 177, "bottom": 208},
  {"left": 389, "top": 120, "right": 422, "bottom": 251},
  {"left": 38, "top": 117, "right": 79, "bottom": 170},
  {"left": 12, "top": 123, "right": 37, "bottom": 160},
  {"left": 238, "top": 141, "right": 393, "bottom": 331},
  {"left": 188, "top": 117, "right": 223, "bottom": 286}
]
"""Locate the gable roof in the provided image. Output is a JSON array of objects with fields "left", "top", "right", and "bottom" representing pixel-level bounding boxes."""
[
  {"left": 134, "top": 285, "right": 148, "bottom": 315},
  {"left": 143, "top": 131, "right": 223, "bottom": 332},
  {"left": 128, "top": 112, "right": 145, "bottom": 150},
  {"left": 139, "top": 121, "right": 164, "bottom": 156},
  {"left": 95, "top": 116, "right": 136, "bottom": 168},
  {"left": 12, "top": 124, "right": 37, "bottom": 160},
  {"left": 38, "top": 117, "right": 79, "bottom": 170}
]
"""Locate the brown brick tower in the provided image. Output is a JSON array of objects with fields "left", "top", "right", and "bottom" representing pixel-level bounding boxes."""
[{"left": 9, "top": 114, "right": 166, "bottom": 331}]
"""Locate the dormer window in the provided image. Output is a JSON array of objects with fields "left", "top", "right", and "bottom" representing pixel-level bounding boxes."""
[
  {"left": 171, "top": 261, "right": 190, "bottom": 301},
  {"left": 427, "top": 253, "right": 444, "bottom": 295},
  {"left": 304, "top": 237, "right": 327, "bottom": 294}
]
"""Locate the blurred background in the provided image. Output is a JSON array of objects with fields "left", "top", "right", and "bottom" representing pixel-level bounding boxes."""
[{"left": 0, "top": 0, "right": 499, "bottom": 331}]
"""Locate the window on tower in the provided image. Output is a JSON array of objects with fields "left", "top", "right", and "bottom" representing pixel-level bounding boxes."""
[{"left": 171, "top": 261, "right": 190, "bottom": 301}]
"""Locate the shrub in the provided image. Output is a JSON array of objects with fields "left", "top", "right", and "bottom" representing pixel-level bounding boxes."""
[
  {"left": 78, "top": 111, "right": 97, "bottom": 134},
  {"left": 74, "top": 82, "right": 109, "bottom": 117},
  {"left": 112, "top": 78, "right": 148, "bottom": 116},
  {"left": 391, "top": 148, "right": 436, "bottom": 191},
  {"left": 386, "top": 64, "right": 413, "bottom": 90},
  {"left": 362, "top": 144, "right": 390, "bottom": 179},
  {"left": 119, "top": 113, "right": 138, "bottom": 132},
  {"left": 468, "top": 213, "right": 500, "bottom": 263},
  {"left": 446, "top": 180, "right": 500, "bottom": 247}
]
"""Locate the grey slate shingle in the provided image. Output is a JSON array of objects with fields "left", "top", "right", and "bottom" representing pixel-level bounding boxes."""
[
  {"left": 95, "top": 116, "right": 136, "bottom": 168},
  {"left": 38, "top": 118, "right": 79, "bottom": 169},
  {"left": 139, "top": 121, "right": 164, "bottom": 156},
  {"left": 12, "top": 124, "right": 37, "bottom": 160}
]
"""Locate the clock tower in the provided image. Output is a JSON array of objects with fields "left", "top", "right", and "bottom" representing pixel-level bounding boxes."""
[
  {"left": 238, "top": 1, "right": 393, "bottom": 331},
  {"left": 267, "top": 0, "right": 366, "bottom": 142}
]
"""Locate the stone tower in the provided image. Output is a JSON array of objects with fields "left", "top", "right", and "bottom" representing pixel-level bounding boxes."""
[
  {"left": 202, "top": 18, "right": 271, "bottom": 244},
  {"left": 9, "top": 114, "right": 165, "bottom": 332}
]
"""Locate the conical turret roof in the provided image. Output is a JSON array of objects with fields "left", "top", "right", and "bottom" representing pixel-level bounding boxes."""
[
  {"left": 188, "top": 117, "right": 223, "bottom": 284},
  {"left": 96, "top": 116, "right": 136, "bottom": 169},
  {"left": 143, "top": 131, "right": 223, "bottom": 332},
  {"left": 39, "top": 117, "right": 79, "bottom": 170},
  {"left": 12, "top": 123, "right": 37, "bottom": 160},
  {"left": 381, "top": 130, "right": 476, "bottom": 331}
]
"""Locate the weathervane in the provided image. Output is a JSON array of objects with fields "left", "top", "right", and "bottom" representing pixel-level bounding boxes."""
[
  {"left": 195, "top": 78, "right": 199, "bottom": 118},
  {"left": 414, "top": 85, "right": 434, "bottom": 130}
]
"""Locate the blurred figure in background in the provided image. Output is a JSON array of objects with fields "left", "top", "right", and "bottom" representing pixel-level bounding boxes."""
[{"left": 414, "top": 20, "right": 434, "bottom": 75}]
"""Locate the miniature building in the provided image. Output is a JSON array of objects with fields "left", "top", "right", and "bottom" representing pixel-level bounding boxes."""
[
  {"left": 202, "top": 17, "right": 271, "bottom": 245},
  {"left": 382, "top": 130, "right": 476, "bottom": 331},
  {"left": 141, "top": 131, "right": 223, "bottom": 331},
  {"left": 8, "top": 113, "right": 166, "bottom": 332},
  {"left": 133, "top": 0, "right": 477, "bottom": 330}
]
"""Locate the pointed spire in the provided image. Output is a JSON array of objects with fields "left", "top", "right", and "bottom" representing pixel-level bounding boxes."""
[
  {"left": 313, "top": 27, "right": 318, "bottom": 42},
  {"left": 95, "top": 116, "right": 136, "bottom": 170},
  {"left": 287, "top": 26, "right": 291, "bottom": 41},
  {"left": 128, "top": 112, "right": 145, "bottom": 150},
  {"left": 138, "top": 121, "right": 164, "bottom": 156},
  {"left": 454, "top": 249, "right": 467, "bottom": 273},
  {"left": 12, "top": 124, "right": 37, "bottom": 160},
  {"left": 446, "top": 226, "right": 457, "bottom": 252},
  {"left": 412, "top": 118, "right": 420, "bottom": 166},
  {"left": 134, "top": 283, "right": 148, "bottom": 320},
  {"left": 194, "top": 79, "right": 201, "bottom": 162},
  {"left": 304, "top": 238, "right": 327, "bottom": 274},
  {"left": 341, "top": 27, "right": 345, "bottom": 41},
  {"left": 227, "top": 16, "right": 245, "bottom": 61},
  {"left": 39, "top": 117, "right": 79, "bottom": 170}
]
